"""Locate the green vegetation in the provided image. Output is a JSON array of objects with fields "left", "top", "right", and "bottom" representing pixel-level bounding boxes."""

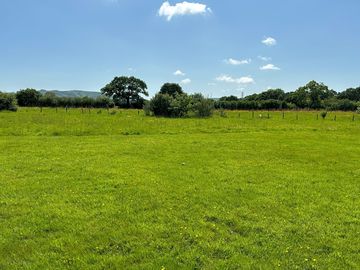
[
  {"left": 216, "top": 81, "right": 360, "bottom": 111},
  {"left": 148, "top": 83, "right": 214, "bottom": 117},
  {"left": 2, "top": 80, "right": 360, "bottom": 113},
  {"left": 1, "top": 108, "right": 359, "bottom": 269},
  {"left": 0, "top": 92, "right": 17, "bottom": 111},
  {"left": 101, "top": 76, "right": 149, "bottom": 109}
]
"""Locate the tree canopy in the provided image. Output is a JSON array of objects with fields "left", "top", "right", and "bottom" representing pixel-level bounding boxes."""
[
  {"left": 16, "top": 88, "right": 41, "bottom": 107},
  {"left": 159, "top": 83, "right": 184, "bottom": 97},
  {"left": 101, "top": 76, "right": 148, "bottom": 108}
]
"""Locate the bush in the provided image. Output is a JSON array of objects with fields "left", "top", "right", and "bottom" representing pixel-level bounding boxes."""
[
  {"left": 149, "top": 93, "right": 173, "bottom": 117},
  {"left": 168, "top": 94, "right": 191, "bottom": 117},
  {"left": 143, "top": 101, "right": 151, "bottom": 116},
  {"left": 0, "top": 92, "right": 17, "bottom": 111},
  {"left": 320, "top": 111, "right": 327, "bottom": 119},
  {"left": 148, "top": 92, "right": 214, "bottom": 118},
  {"left": 190, "top": 93, "right": 214, "bottom": 117}
]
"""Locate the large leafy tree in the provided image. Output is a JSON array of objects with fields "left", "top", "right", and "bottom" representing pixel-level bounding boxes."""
[
  {"left": 16, "top": 88, "right": 41, "bottom": 107},
  {"left": 292, "top": 80, "right": 334, "bottom": 109},
  {"left": 159, "top": 83, "right": 184, "bottom": 97},
  {"left": 101, "top": 76, "right": 148, "bottom": 108}
]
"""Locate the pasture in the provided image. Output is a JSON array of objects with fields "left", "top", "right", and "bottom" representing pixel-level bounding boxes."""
[{"left": 0, "top": 108, "right": 359, "bottom": 269}]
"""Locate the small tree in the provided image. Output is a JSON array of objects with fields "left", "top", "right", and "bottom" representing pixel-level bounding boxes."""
[{"left": 101, "top": 76, "right": 148, "bottom": 108}]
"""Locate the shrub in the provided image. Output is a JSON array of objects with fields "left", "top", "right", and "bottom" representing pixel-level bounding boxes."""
[
  {"left": 0, "top": 92, "right": 17, "bottom": 111},
  {"left": 143, "top": 101, "right": 151, "bottom": 116},
  {"left": 149, "top": 93, "right": 173, "bottom": 117},
  {"left": 320, "top": 111, "right": 327, "bottom": 119},
  {"left": 168, "top": 94, "right": 191, "bottom": 117},
  {"left": 190, "top": 93, "right": 214, "bottom": 117}
]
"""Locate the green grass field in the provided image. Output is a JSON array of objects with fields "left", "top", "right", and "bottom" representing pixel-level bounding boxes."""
[{"left": 1, "top": 108, "right": 359, "bottom": 269}]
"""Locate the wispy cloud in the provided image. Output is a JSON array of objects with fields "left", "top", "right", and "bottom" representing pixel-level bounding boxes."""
[
  {"left": 258, "top": 56, "right": 272, "bottom": 61},
  {"left": 260, "top": 64, "right": 280, "bottom": 70},
  {"left": 174, "top": 70, "right": 185, "bottom": 76},
  {"left": 158, "top": 1, "right": 212, "bottom": 21},
  {"left": 224, "top": 58, "right": 251, "bottom": 65},
  {"left": 262, "top": 37, "right": 277, "bottom": 46},
  {"left": 216, "top": 75, "right": 254, "bottom": 84},
  {"left": 181, "top": 78, "right": 191, "bottom": 84}
]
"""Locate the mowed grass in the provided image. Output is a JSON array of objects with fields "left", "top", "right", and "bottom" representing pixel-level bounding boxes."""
[{"left": 0, "top": 108, "right": 359, "bottom": 269}]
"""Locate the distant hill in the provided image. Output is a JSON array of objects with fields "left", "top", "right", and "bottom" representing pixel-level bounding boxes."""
[{"left": 40, "top": 90, "right": 102, "bottom": 98}]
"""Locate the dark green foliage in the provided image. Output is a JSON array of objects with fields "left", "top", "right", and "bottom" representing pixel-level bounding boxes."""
[
  {"left": 0, "top": 92, "right": 17, "bottom": 111},
  {"left": 101, "top": 76, "right": 148, "bottom": 108},
  {"left": 320, "top": 111, "right": 328, "bottom": 119},
  {"left": 338, "top": 87, "right": 360, "bottom": 101},
  {"left": 38, "top": 92, "right": 58, "bottom": 107},
  {"left": 190, "top": 93, "right": 214, "bottom": 117},
  {"left": 149, "top": 92, "right": 214, "bottom": 118},
  {"left": 219, "top": 95, "right": 238, "bottom": 102},
  {"left": 159, "top": 83, "right": 184, "bottom": 97},
  {"left": 324, "top": 98, "right": 358, "bottom": 111},
  {"left": 149, "top": 93, "right": 190, "bottom": 117},
  {"left": 296, "top": 80, "right": 335, "bottom": 109},
  {"left": 16, "top": 88, "right": 41, "bottom": 106},
  {"left": 149, "top": 93, "right": 173, "bottom": 117},
  {"left": 217, "top": 81, "right": 359, "bottom": 111},
  {"left": 168, "top": 93, "right": 191, "bottom": 117}
]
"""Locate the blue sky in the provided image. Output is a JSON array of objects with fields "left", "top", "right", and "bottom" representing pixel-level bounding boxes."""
[{"left": 1, "top": 0, "right": 359, "bottom": 97}]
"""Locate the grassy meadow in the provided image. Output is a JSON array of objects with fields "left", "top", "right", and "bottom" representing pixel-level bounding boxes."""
[{"left": 0, "top": 108, "right": 359, "bottom": 269}]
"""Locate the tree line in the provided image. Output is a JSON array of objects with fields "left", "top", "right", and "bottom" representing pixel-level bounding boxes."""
[
  {"left": 215, "top": 81, "right": 360, "bottom": 111},
  {"left": 1, "top": 78, "right": 360, "bottom": 115}
]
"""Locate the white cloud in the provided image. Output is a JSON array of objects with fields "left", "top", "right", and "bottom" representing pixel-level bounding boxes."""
[
  {"left": 174, "top": 70, "right": 185, "bottom": 76},
  {"left": 216, "top": 75, "right": 254, "bottom": 84},
  {"left": 262, "top": 37, "right": 277, "bottom": 46},
  {"left": 181, "top": 78, "right": 191, "bottom": 84},
  {"left": 158, "top": 1, "right": 212, "bottom": 21},
  {"left": 260, "top": 64, "right": 280, "bottom": 71},
  {"left": 224, "top": 58, "right": 251, "bottom": 65},
  {"left": 258, "top": 56, "right": 271, "bottom": 61}
]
